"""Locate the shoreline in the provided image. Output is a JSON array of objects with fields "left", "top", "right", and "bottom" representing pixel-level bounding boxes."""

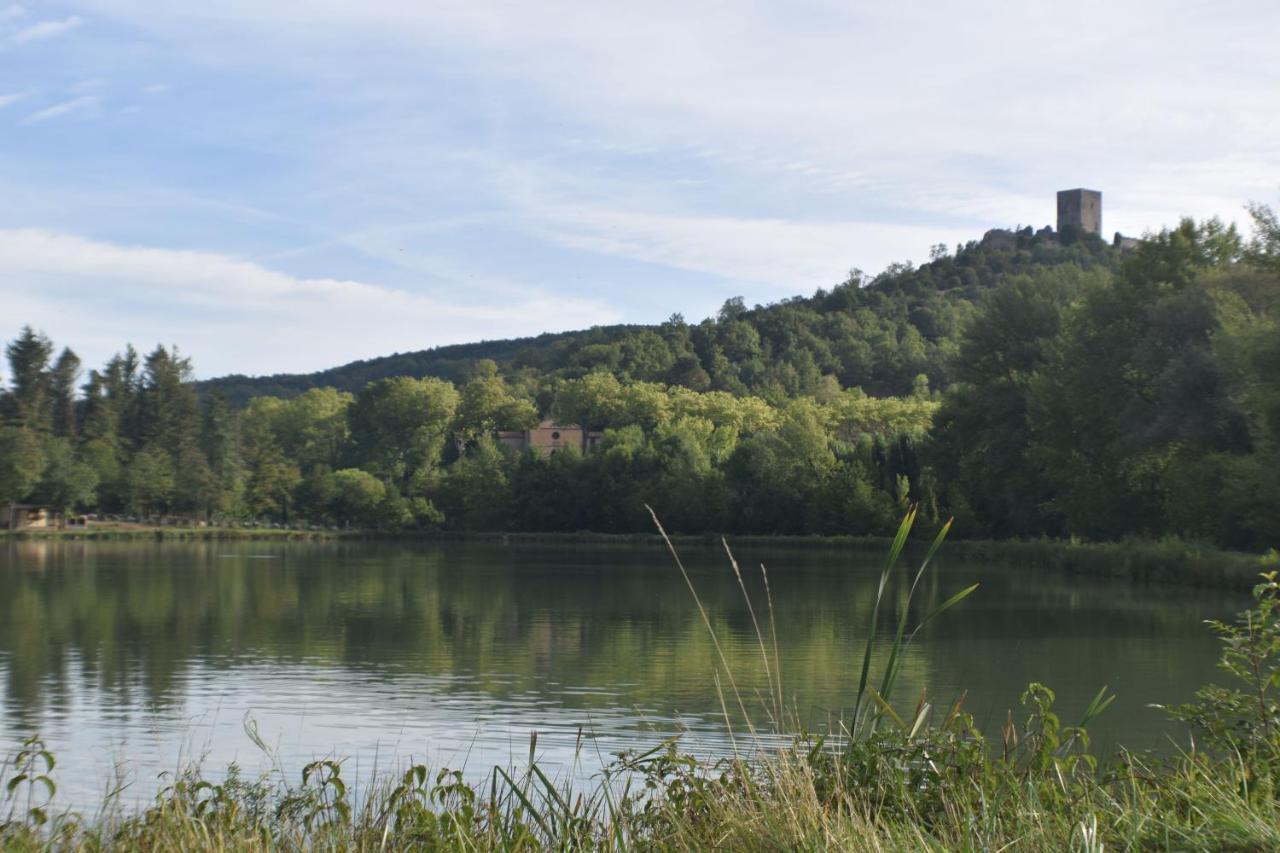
[{"left": 2, "top": 525, "right": 1267, "bottom": 589}]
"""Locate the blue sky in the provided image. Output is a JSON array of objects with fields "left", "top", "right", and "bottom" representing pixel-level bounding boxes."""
[{"left": 2, "top": 0, "right": 1277, "bottom": 377}]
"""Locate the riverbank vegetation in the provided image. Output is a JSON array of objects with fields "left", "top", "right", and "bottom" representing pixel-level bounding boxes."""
[
  {"left": 3, "top": 205, "right": 1278, "bottom": 552},
  {"left": 3, "top": 518, "right": 1280, "bottom": 850}
]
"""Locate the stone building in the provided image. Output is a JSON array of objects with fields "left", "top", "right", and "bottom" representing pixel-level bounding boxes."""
[
  {"left": 496, "top": 420, "right": 604, "bottom": 456},
  {"left": 1057, "top": 188, "right": 1102, "bottom": 236}
]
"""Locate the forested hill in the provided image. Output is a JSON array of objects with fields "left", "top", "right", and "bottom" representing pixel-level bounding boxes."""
[{"left": 201, "top": 228, "right": 1120, "bottom": 406}]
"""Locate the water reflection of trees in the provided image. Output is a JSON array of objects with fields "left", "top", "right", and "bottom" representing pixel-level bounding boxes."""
[{"left": 0, "top": 541, "right": 1239, "bottom": 740}]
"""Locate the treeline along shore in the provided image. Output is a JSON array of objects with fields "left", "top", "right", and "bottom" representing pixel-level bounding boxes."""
[{"left": 3, "top": 205, "right": 1280, "bottom": 556}]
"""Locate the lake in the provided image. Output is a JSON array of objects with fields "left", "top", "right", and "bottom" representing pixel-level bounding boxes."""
[{"left": 0, "top": 537, "right": 1249, "bottom": 810}]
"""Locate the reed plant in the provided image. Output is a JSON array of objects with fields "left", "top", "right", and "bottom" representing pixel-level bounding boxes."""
[{"left": 4, "top": 511, "right": 1280, "bottom": 850}]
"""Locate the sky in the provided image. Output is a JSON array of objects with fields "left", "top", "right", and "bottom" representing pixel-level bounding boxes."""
[{"left": 1, "top": 1, "right": 1277, "bottom": 378}]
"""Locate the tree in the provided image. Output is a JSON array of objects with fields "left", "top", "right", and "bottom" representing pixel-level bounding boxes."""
[
  {"left": 136, "top": 345, "right": 199, "bottom": 456},
  {"left": 49, "top": 348, "right": 81, "bottom": 438},
  {"left": 240, "top": 398, "right": 301, "bottom": 519},
  {"left": 81, "top": 346, "right": 140, "bottom": 447},
  {"left": 271, "top": 387, "right": 353, "bottom": 470},
  {"left": 33, "top": 438, "right": 98, "bottom": 512},
  {"left": 433, "top": 437, "right": 513, "bottom": 530},
  {"left": 348, "top": 377, "right": 458, "bottom": 493},
  {"left": 1030, "top": 220, "right": 1249, "bottom": 539},
  {"left": 0, "top": 426, "right": 46, "bottom": 504},
  {"left": 1245, "top": 201, "right": 1280, "bottom": 275},
  {"left": 126, "top": 445, "right": 176, "bottom": 515},
  {"left": 199, "top": 391, "right": 243, "bottom": 516},
  {"left": 929, "top": 271, "right": 1089, "bottom": 536},
  {"left": 330, "top": 468, "right": 387, "bottom": 528},
  {"left": 3, "top": 326, "right": 54, "bottom": 430},
  {"left": 453, "top": 361, "right": 538, "bottom": 446}
]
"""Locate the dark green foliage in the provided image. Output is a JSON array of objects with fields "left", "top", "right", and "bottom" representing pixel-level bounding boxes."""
[
  {"left": 1169, "top": 573, "right": 1280, "bottom": 767},
  {"left": 930, "top": 208, "right": 1280, "bottom": 549},
  {"left": 1, "top": 326, "right": 54, "bottom": 430}
]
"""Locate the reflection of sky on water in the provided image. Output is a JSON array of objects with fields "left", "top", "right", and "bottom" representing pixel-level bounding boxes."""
[
  {"left": 3, "top": 653, "right": 759, "bottom": 811},
  {"left": 0, "top": 539, "right": 1249, "bottom": 811}
]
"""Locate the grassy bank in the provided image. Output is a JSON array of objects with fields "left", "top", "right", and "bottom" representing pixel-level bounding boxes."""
[
  {"left": 3, "top": 698, "right": 1279, "bottom": 851},
  {"left": 3, "top": 511, "right": 1279, "bottom": 850}
]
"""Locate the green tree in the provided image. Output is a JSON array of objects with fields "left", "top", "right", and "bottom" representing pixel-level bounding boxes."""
[
  {"left": 48, "top": 348, "right": 81, "bottom": 438},
  {"left": 929, "top": 271, "right": 1088, "bottom": 536},
  {"left": 453, "top": 361, "right": 538, "bottom": 446},
  {"left": 433, "top": 437, "right": 513, "bottom": 530},
  {"left": 3, "top": 326, "right": 54, "bottom": 430},
  {"left": 33, "top": 438, "right": 98, "bottom": 512},
  {"left": 272, "top": 387, "right": 353, "bottom": 470},
  {"left": 0, "top": 426, "right": 47, "bottom": 504},
  {"left": 199, "top": 391, "right": 244, "bottom": 517},
  {"left": 1030, "top": 220, "right": 1248, "bottom": 539},
  {"left": 126, "top": 445, "right": 176, "bottom": 515},
  {"left": 136, "top": 345, "right": 200, "bottom": 456},
  {"left": 240, "top": 398, "right": 302, "bottom": 519},
  {"left": 348, "top": 377, "right": 458, "bottom": 493},
  {"left": 330, "top": 468, "right": 387, "bottom": 528}
]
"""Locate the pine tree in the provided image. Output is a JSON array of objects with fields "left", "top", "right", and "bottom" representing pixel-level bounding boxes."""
[
  {"left": 3, "top": 326, "right": 54, "bottom": 430},
  {"left": 49, "top": 347, "right": 82, "bottom": 438}
]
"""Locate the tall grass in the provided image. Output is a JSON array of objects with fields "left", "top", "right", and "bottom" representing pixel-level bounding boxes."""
[{"left": 4, "top": 511, "right": 1280, "bottom": 850}]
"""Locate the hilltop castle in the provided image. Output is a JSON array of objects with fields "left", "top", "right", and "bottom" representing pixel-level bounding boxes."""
[
  {"left": 981, "top": 188, "right": 1138, "bottom": 251},
  {"left": 1057, "top": 188, "right": 1101, "bottom": 235}
]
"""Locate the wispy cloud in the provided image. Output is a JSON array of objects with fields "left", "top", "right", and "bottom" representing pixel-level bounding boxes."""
[
  {"left": 0, "top": 5, "right": 25, "bottom": 24},
  {"left": 0, "top": 90, "right": 29, "bottom": 108},
  {"left": 526, "top": 204, "right": 972, "bottom": 291},
  {"left": 0, "top": 0, "right": 1275, "bottom": 379},
  {"left": 11, "top": 14, "right": 81, "bottom": 43},
  {"left": 0, "top": 228, "right": 620, "bottom": 376},
  {"left": 19, "top": 94, "right": 100, "bottom": 124}
]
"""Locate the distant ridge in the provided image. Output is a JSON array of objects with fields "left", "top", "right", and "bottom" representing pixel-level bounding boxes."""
[
  {"left": 200, "top": 324, "right": 646, "bottom": 403},
  {"left": 200, "top": 227, "right": 1119, "bottom": 406}
]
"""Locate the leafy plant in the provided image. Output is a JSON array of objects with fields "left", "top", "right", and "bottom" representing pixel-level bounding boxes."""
[{"left": 3, "top": 735, "right": 56, "bottom": 829}]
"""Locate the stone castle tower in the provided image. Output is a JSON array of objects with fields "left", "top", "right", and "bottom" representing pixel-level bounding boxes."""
[{"left": 1057, "top": 188, "right": 1102, "bottom": 236}]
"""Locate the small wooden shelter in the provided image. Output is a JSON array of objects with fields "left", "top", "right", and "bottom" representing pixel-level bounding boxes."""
[{"left": 2, "top": 504, "right": 58, "bottom": 531}]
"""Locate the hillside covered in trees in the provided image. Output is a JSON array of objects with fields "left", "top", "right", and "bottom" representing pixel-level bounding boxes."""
[
  {"left": 202, "top": 228, "right": 1119, "bottom": 406},
  {"left": 3, "top": 207, "right": 1279, "bottom": 550}
]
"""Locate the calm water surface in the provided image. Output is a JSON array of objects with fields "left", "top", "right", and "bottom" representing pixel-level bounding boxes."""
[{"left": 0, "top": 539, "right": 1248, "bottom": 809}]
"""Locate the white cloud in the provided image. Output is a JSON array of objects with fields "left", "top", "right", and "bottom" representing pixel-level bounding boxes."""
[
  {"left": 527, "top": 205, "right": 971, "bottom": 292},
  {"left": 0, "top": 90, "right": 29, "bottom": 108},
  {"left": 0, "top": 4, "right": 25, "bottom": 23},
  {"left": 73, "top": 1, "right": 1277, "bottom": 227},
  {"left": 18, "top": 94, "right": 100, "bottom": 124},
  {"left": 4, "top": 0, "right": 1274, "bottom": 376},
  {"left": 0, "top": 228, "right": 620, "bottom": 377},
  {"left": 11, "top": 13, "right": 81, "bottom": 43}
]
